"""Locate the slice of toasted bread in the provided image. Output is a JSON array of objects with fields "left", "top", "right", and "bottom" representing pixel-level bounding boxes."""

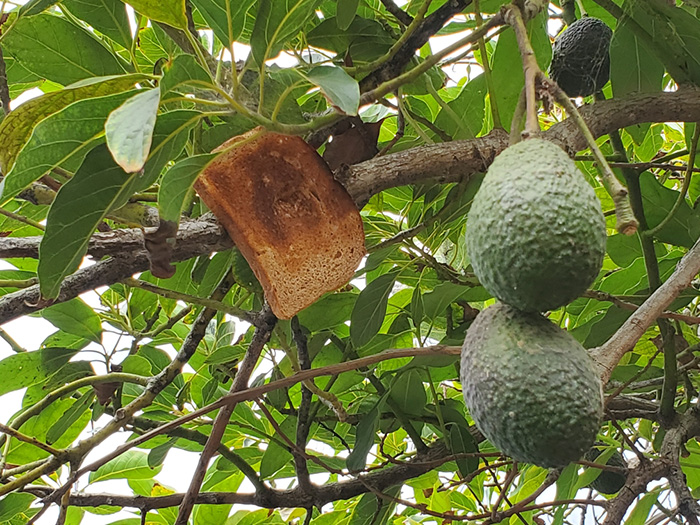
[{"left": 194, "top": 128, "right": 365, "bottom": 319}]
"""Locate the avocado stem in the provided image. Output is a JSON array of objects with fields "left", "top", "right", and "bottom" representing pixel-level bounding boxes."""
[
  {"left": 548, "top": 81, "right": 639, "bottom": 235},
  {"left": 503, "top": 4, "right": 542, "bottom": 137}
]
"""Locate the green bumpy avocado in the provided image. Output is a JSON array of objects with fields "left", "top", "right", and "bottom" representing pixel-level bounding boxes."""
[
  {"left": 461, "top": 303, "right": 603, "bottom": 468},
  {"left": 549, "top": 17, "right": 613, "bottom": 97},
  {"left": 584, "top": 445, "right": 628, "bottom": 494},
  {"left": 466, "top": 139, "right": 606, "bottom": 312}
]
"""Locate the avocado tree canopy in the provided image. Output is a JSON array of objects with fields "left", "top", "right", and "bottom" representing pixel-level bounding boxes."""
[{"left": 0, "top": 1, "right": 699, "bottom": 524}]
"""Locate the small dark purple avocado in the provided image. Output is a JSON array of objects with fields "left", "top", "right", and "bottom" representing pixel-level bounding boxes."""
[{"left": 549, "top": 17, "right": 613, "bottom": 97}]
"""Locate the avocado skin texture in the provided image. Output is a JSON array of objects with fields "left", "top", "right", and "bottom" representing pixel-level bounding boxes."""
[
  {"left": 466, "top": 139, "right": 606, "bottom": 312},
  {"left": 549, "top": 17, "right": 613, "bottom": 97},
  {"left": 461, "top": 303, "right": 603, "bottom": 468},
  {"left": 584, "top": 446, "right": 628, "bottom": 494}
]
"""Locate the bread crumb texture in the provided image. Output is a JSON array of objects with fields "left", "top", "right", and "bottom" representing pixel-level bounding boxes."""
[{"left": 195, "top": 128, "right": 366, "bottom": 318}]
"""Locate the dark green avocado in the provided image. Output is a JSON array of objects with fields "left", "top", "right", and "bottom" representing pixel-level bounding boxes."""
[
  {"left": 585, "top": 445, "right": 628, "bottom": 494},
  {"left": 461, "top": 303, "right": 603, "bottom": 468},
  {"left": 466, "top": 138, "right": 606, "bottom": 312},
  {"left": 549, "top": 17, "right": 613, "bottom": 97}
]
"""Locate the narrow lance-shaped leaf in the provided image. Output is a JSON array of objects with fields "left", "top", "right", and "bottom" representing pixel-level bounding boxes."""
[
  {"left": 346, "top": 405, "right": 380, "bottom": 472},
  {"left": 0, "top": 74, "right": 150, "bottom": 173},
  {"left": 105, "top": 88, "right": 161, "bottom": 172},
  {"left": 350, "top": 271, "right": 398, "bottom": 348},
  {"left": 250, "top": 0, "right": 323, "bottom": 65},
  {"left": 0, "top": 90, "right": 139, "bottom": 203},
  {"left": 41, "top": 298, "right": 103, "bottom": 342},
  {"left": 304, "top": 66, "right": 360, "bottom": 116},
  {"left": 2, "top": 13, "right": 126, "bottom": 86},
  {"left": 46, "top": 391, "right": 95, "bottom": 445},
  {"left": 38, "top": 145, "right": 142, "bottom": 299},
  {"left": 121, "top": 0, "right": 187, "bottom": 29}
]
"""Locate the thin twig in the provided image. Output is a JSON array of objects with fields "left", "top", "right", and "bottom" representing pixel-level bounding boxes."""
[{"left": 174, "top": 306, "right": 276, "bottom": 525}]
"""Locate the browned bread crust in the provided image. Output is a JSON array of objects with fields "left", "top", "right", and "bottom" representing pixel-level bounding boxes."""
[{"left": 194, "top": 128, "right": 365, "bottom": 319}]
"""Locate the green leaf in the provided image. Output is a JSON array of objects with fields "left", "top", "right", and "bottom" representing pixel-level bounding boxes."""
[
  {"left": 2, "top": 13, "right": 125, "bottom": 86},
  {"left": 350, "top": 271, "right": 398, "bottom": 348},
  {"left": 346, "top": 406, "right": 379, "bottom": 472},
  {"left": 446, "top": 423, "right": 479, "bottom": 478},
  {"left": 41, "top": 298, "right": 103, "bottom": 342},
  {"left": 434, "top": 74, "right": 487, "bottom": 140},
  {"left": 259, "top": 416, "right": 296, "bottom": 478},
  {"left": 422, "top": 283, "right": 471, "bottom": 320},
  {"left": 250, "top": 0, "right": 323, "bottom": 65},
  {"left": 160, "top": 54, "right": 213, "bottom": 95},
  {"left": 1, "top": 90, "right": 138, "bottom": 202},
  {"left": 123, "top": 0, "right": 187, "bottom": 29},
  {"left": 297, "top": 291, "right": 357, "bottom": 332},
  {"left": 610, "top": 17, "right": 664, "bottom": 97},
  {"left": 158, "top": 153, "right": 216, "bottom": 222},
  {"left": 640, "top": 171, "right": 700, "bottom": 247},
  {"left": 140, "top": 109, "right": 201, "bottom": 190},
  {"left": 148, "top": 437, "right": 178, "bottom": 467},
  {"left": 46, "top": 391, "right": 94, "bottom": 444},
  {"left": 0, "top": 494, "right": 35, "bottom": 522},
  {"left": 38, "top": 145, "right": 141, "bottom": 300},
  {"left": 17, "top": 0, "right": 61, "bottom": 16},
  {"left": 190, "top": 0, "right": 256, "bottom": 46},
  {"left": 89, "top": 451, "right": 162, "bottom": 483},
  {"left": 336, "top": 0, "right": 359, "bottom": 31},
  {"left": 388, "top": 369, "right": 426, "bottom": 416},
  {"left": 348, "top": 485, "right": 400, "bottom": 525},
  {"left": 0, "top": 74, "right": 149, "bottom": 173},
  {"left": 490, "top": 11, "right": 550, "bottom": 129},
  {"left": 105, "top": 88, "right": 161, "bottom": 172},
  {"left": 304, "top": 66, "right": 359, "bottom": 116},
  {"left": 307, "top": 17, "right": 394, "bottom": 63},
  {"left": 625, "top": 489, "right": 660, "bottom": 525},
  {"left": 0, "top": 348, "right": 77, "bottom": 397},
  {"left": 62, "top": 0, "right": 132, "bottom": 48}
]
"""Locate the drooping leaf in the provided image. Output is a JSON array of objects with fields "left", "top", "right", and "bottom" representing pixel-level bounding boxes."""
[
  {"left": 190, "top": 0, "right": 256, "bottom": 46},
  {"left": 148, "top": 437, "right": 178, "bottom": 467},
  {"left": 0, "top": 348, "right": 77, "bottom": 397},
  {"left": 17, "top": 0, "right": 61, "bottom": 16},
  {"left": 122, "top": 0, "right": 187, "bottom": 29},
  {"left": 297, "top": 292, "right": 358, "bottom": 332},
  {"left": 346, "top": 405, "right": 380, "bottom": 472},
  {"left": 259, "top": 416, "right": 296, "bottom": 478},
  {"left": 350, "top": 271, "right": 398, "bottom": 348},
  {"left": 348, "top": 485, "right": 400, "bottom": 525},
  {"left": 105, "top": 88, "right": 162, "bottom": 172},
  {"left": 304, "top": 66, "right": 360, "bottom": 116},
  {"left": 388, "top": 369, "right": 426, "bottom": 416},
  {"left": 38, "top": 145, "right": 141, "bottom": 299},
  {"left": 307, "top": 17, "right": 394, "bottom": 63},
  {"left": 0, "top": 74, "right": 149, "bottom": 173},
  {"left": 89, "top": 451, "right": 162, "bottom": 483},
  {"left": 62, "top": 0, "right": 132, "bottom": 48},
  {"left": 336, "top": 0, "right": 359, "bottom": 31},
  {"left": 446, "top": 423, "right": 479, "bottom": 477},
  {"left": 41, "top": 298, "right": 103, "bottom": 342},
  {"left": 250, "top": 0, "right": 323, "bottom": 65},
  {"left": 158, "top": 153, "right": 216, "bottom": 222},
  {"left": 2, "top": 13, "right": 125, "bottom": 86},
  {"left": 1, "top": 90, "right": 139, "bottom": 202}
]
